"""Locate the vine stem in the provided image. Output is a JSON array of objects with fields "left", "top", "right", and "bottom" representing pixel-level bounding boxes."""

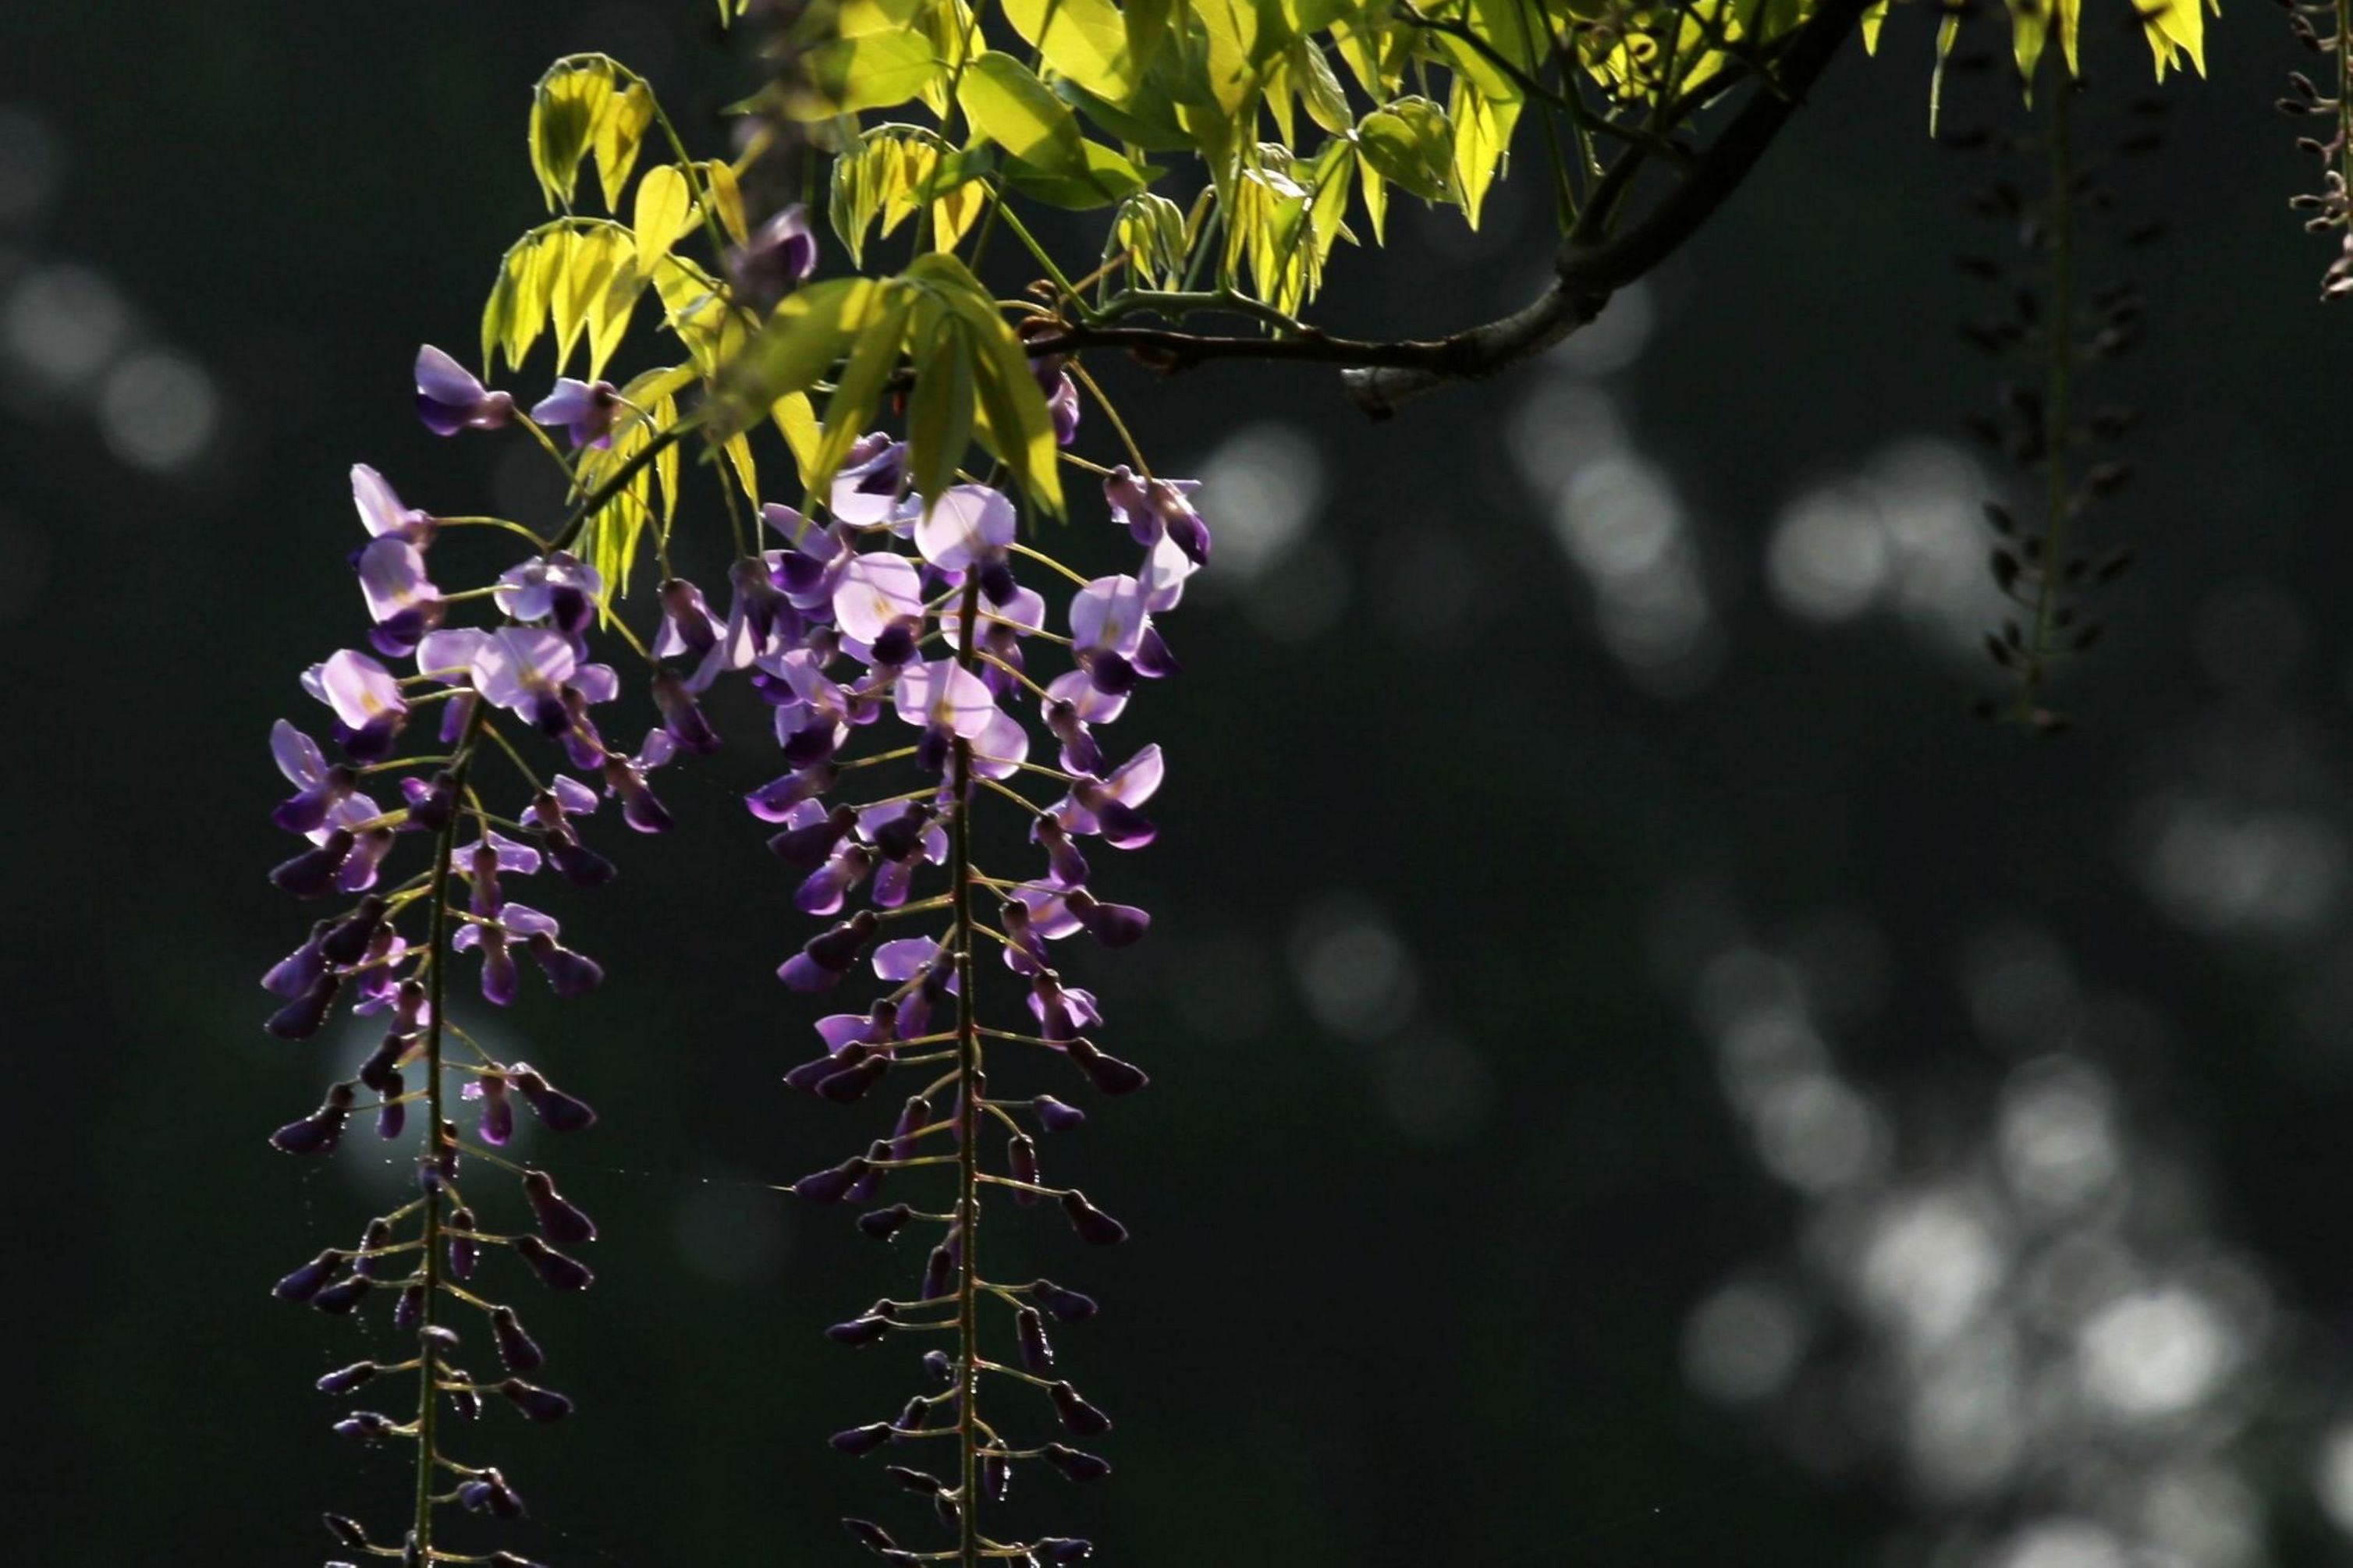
[
  {"left": 949, "top": 570, "right": 985, "bottom": 1567},
  {"left": 2021, "top": 69, "right": 2073, "bottom": 714},
  {"left": 413, "top": 710, "right": 481, "bottom": 1552}
]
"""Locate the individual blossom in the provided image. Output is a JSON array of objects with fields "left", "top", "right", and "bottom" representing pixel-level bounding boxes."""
[
  {"left": 829, "top": 435, "right": 918, "bottom": 530},
  {"left": 1103, "top": 465, "right": 1211, "bottom": 566},
  {"left": 303, "top": 649, "right": 410, "bottom": 763},
  {"left": 494, "top": 553, "right": 602, "bottom": 642},
  {"left": 728, "top": 203, "right": 817, "bottom": 311},
  {"left": 354, "top": 535, "right": 442, "bottom": 658},
  {"left": 832, "top": 552, "right": 925, "bottom": 665},
  {"left": 469, "top": 626, "right": 600, "bottom": 736},
  {"left": 529, "top": 378, "right": 622, "bottom": 449},
  {"left": 914, "top": 483, "right": 1019, "bottom": 603},
  {"left": 413, "top": 344, "right": 514, "bottom": 435},
  {"left": 350, "top": 463, "right": 436, "bottom": 546}
]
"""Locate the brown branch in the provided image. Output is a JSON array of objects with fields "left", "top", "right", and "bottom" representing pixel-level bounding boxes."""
[{"left": 1026, "top": 0, "right": 1872, "bottom": 418}]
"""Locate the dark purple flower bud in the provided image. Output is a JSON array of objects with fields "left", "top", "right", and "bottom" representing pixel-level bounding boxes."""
[
  {"left": 262, "top": 928, "right": 328, "bottom": 997},
  {"left": 264, "top": 972, "right": 342, "bottom": 1040},
  {"left": 771, "top": 804, "right": 857, "bottom": 870},
  {"left": 797, "top": 843, "right": 875, "bottom": 916},
  {"left": 1008, "top": 1133, "right": 1042, "bottom": 1204},
  {"left": 793, "top": 1155, "right": 871, "bottom": 1204},
  {"left": 392, "top": 1282, "right": 425, "bottom": 1332},
  {"left": 1035, "top": 1538, "right": 1095, "bottom": 1563},
  {"left": 274, "top": 1249, "right": 345, "bottom": 1304},
  {"left": 353, "top": 1218, "right": 396, "bottom": 1279},
  {"left": 509, "top": 1065, "right": 598, "bottom": 1132},
  {"left": 522, "top": 1169, "right": 597, "bottom": 1244},
  {"left": 315, "top": 1360, "right": 379, "bottom": 1396},
  {"left": 527, "top": 931, "right": 604, "bottom": 998},
  {"left": 827, "top": 1314, "right": 893, "bottom": 1346},
  {"left": 414, "top": 345, "right": 513, "bottom": 435},
  {"left": 1044, "top": 701, "right": 1105, "bottom": 779},
  {"left": 490, "top": 1306, "right": 544, "bottom": 1373},
  {"left": 730, "top": 204, "right": 818, "bottom": 310},
  {"left": 871, "top": 803, "right": 934, "bottom": 864},
  {"left": 479, "top": 928, "right": 520, "bottom": 1007},
  {"left": 318, "top": 896, "right": 386, "bottom": 967},
  {"left": 447, "top": 1208, "right": 480, "bottom": 1280},
  {"left": 831, "top": 1422, "right": 894, "bottom": 1455},
  {"left": 1068, "top": 891, "right": 1150, "bottom": 948},
  {"left": 1066, "top": 1037, "right": 1150, "bottom": 1096},
  {"left": 332, "top": 1410, "right": 398, "bottom": 1442},
  {"left": 781, "top": 910, "right": 878, "bottom": 992},
  {"left": 921, "top": 1349, "right": 955, "bottom": 1384},
  {"left": 1060, "top": 1189, "right": 1128, "bottom": 1244},
  {"left": 884, "top": 1465, "right": 943, "bottom": 1495},
  {"left": 602, "top": 756, "right": 673, "bottom": 834},
  {"left": 271, "top": 1083, "right": 356, "bottom": 1155},
  {"left": 934, "top": 1491, "right": 963, "bottom": 1532},
  {"left": 843, "top": 1519, "right": 900, "bottom": 1556},
  {"left": 747, "top": 762, "right": 838, "bottom": 821},
  {"left": 488, "top": 1555, "right": 545, "bottom": 1568},
  {"left": 921, "top": 1243, "right": 955, "bottom": 1300},
  {"left": 419, "top": 1322, "right": 462, "bottom": 1355},
  {"left": 858, "top": 1203, "right": 913, "bottom": 1241},
  {"left": 1035, "top": 815, "right": 1091, "bottom": 889},
  {"left": 1042, "top": 1442, "right": 1112, "bottom": 1482},
  {"left": 311, "top": 1272, "right": 371, "bottom": 1315},
  {"left": 374, "top": 1076, "right": 406, "bottom": 1141},
  {"left": 1033, "top": 1095, "right": 1087, "bottom": 1133},
  {"left": 1031, "top": 1271, "right": 1101, "bottom": 1318},
  {"left": 513, "top": 1234, "right": 595, "bottom": 1292},
  {"left": 543, "top": 833, "right": 617, "bottom": 887},
  {"left": 409, "top": 770, "right": 460, "bottom": 832},
  {"left": 1017, "top": 1307, "right": 1054, "bottom": 1374},
  {"left": 1047, "top": 371, "right": 1081, "bottom": 446},
  {"left": 818, "top": 1054, "right": 890, "bottom": 1104},
  {"left": 787, "top": 1041, "right": 868, "bottom": 1094},
  {"left": 498, "top": 1377, "right": 574, "bottom": 1422},
  {"left": 651, "top": 669, "right": 721, "bottom": 754},
  {"left": 272, "top": 830, "right": 356, "bottom": 899},
  {"left": 357, "top": 1032, "right": 410, "bottom": 1093},
  {"left": 978, "top": 1449, "right": 1014, "bottom": 1505},
  {"left": 323, "top": 1514, "right": 370, "bottom": 1549},
  {"left": 529, "top": 377, "right": 620, "bottom": 449},
  {"left": 478, "top": 1071, "right": 516, "bottom": 1147},
  {"left": 1051, "top": 1380, "right": 1112, "bottom": 1435}
]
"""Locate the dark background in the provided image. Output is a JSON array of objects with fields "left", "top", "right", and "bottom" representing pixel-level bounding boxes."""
[{"left": 7, "top": 3, "right": 2353, "bottom": 1565}]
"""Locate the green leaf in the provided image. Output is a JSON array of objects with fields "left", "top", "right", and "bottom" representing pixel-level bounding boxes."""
[
  {"left": 634, "top": 163, "right": 696, "bottom": 272},
  {"left": 957, "top": 51, "right": 1089, "bottom": 176},
  {"left": 593, "top": 79, "right": 655, "bottom": 212},
  {"left": 530, "top": 59, "right": 614, "bottom": 211},
  {"left": 904, "top": 307, "right": 976, "bottom": 507},
  {"left": 713, "top": 275, "right": 893, "bottom": 428},
  {"left": 790, "top": 30, "right": 944, "bottom": 119},
  {"left": 1002, "top": 0, "right": 1137, "bottom": 100},
  {"left": 1000, "top": 140, "right": 1156, "bottom": 209},
  {"left": 910, "top": 252, "right": 1063, "bottom": 514},
  {"left": 482, "top": 226, "right": 563, "bottom": 373},
  {"left": 1054, "top": 77, "right": 1194, "bottom": 151},
  {"left": 810, "top": 286, "right": 915, "bottom": 498},
  {"left": 1356, "top": 98, "right": 1456, "bottom": 203}
]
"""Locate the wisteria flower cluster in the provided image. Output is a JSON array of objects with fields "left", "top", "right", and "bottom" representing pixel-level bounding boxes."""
[
  {"left": 264, "top": 204, "right": 1205, "bottom": 1563},
  {"left": 765, "top": 397, "right": 1206, "bottom": 1567}
]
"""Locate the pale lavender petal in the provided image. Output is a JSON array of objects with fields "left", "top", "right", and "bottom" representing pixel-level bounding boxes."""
[
  {"left": 832, "top": 553, "right": 922, "bottom": 646},
  {"left": 914, "top": 484, "right": 1016, "bottom": 573},
  {"left": 1069, "top": 576, "right": 1147, "bottom": 658}
]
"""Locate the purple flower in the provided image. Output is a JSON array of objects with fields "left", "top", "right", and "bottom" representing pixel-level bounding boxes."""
[
  {"left": 729, "top": 204, "right": 818, "bottom": 310},
  {"left": 530, "top": 378, "right": 622, "bottom": 449},
  {"left": 303, "top": 649, "right": 409, "bottom": 761},
  {"left": 270, "top": 720, "right": 357, "bottom": 835},
  {"left": 495, "top": 552, "right": 602, "bottom": 639},
  {"left": 1048, "top": 371, "right": 1081, "bottom": 446},
  {"left": 914, "top": 484, "right": 1017, "bottom": 588},
  {"left": 831, "top": 551, "right": 923, "bottom": 650},
  {"left": 1104, "top": 465, "right": 1211, "bottom": 566},
  {"left": 893, "top": 658, "right": 999, "bottom": 770},
  {"left": 414, "top": 344, "right": 513, "bottom": 436},
  {"left": 469, "top": 627, "right": 591, "bottom": 734},
  {"left": 351, "top": 463, "right": 435, "bottom": 545},
  {"left": 1070, "top": 575, "right": 1149, "bottom": 694},
  {"left": 830, "top": 436, "right": 918, "bottom": 530},
  {"left": 354, "top": 536, "right": 442, "bottom": 658}
]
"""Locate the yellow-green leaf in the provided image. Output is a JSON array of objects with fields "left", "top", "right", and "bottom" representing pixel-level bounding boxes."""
[
  {"left": 702, "top": 160, "right": 751, "bottom": 245},
  {"left": 634, "top": 164, "right": 696, "bottom": 273},
  {"left": 531, "top": 59, "right": 614, "bottom": 210},
  {"left": 594, "top": 78, "right": 656, "bottom": 211},
  {"left": 790, "top": 30, "right": 944, "bottom": 119},
  {"left": 905, "top": 310, "right": 975, "bottom": 507},
  {"left": 1003, "top": 0, "right": 1137, "bottom": 99},
  {"left": 773, "top": 391, "right": 822, "bottom": 488},
  {"left": 811, "top": 288, "right": 916, "bottom": 498},
  {"left": 959, "top": 52, "right": 1090, "bottom": 176}
]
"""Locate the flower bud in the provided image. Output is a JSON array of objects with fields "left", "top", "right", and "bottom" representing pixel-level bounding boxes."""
[
  {"left": 488, "top": 1304, "right": 544, "bottom": 1372},
  {"left": 1035, "top": 1538, "right": 1094, "bottom": 1563},
  {"left": 270, "top": 1083, "right": 356, "bottom": 1155},
  {"left": 331, "top": 1410, "right": 396, "bottom": 1442},
  {"left": 1031, "top": 1278, "right": 1099, "bottom": 1322},
  {"left": 274, "top": 1249, "right": 344, "bottom": 1304},
  {"left": 857, "top": 1203, "right": 913, "bottom": 1241},
  {"left": 311, "top": 1274, "right": 371, "bottom": 1316},
  {"left": 522, "top": 1169, "right": 597, "bottom": 1244},
  {"left": 884, "top": 1464, "right": 943, "bottom": 1495},
  {"left": 272, "top": 830, "right": 356, "bottom": 899},
  {"left": 1016, "top": 1307, "right": 1054, "bottom": 1374},
  {"left": 827, "top": 1314, "right": 893, "bottom": 1346},
  {"left": 513, "top": 1234, "right": 594, "bottom": 1292},
  {"left": 831, "top": 1422, "right": 895, "bottom": 1455},
  {"left": 1050, "top": 1380, "right": 1112, "bottom": 1435},
  {"left": 353, "top": 1218, "right": 397, "bottom": 1279},
  {"left": 843, "top": 1519, "right": 900, "bottom": 1556},
  {"left": 1008, "top": 1133, "right": 1042, "bottom": 1204},
  {"left": 509, "top": 1064, "right": 598, "bottom": 1132},
  {"left": 527, "top": 931, "right": 605, "bottom": 997},
  {"left": 1059, "top": 1189, "right": 1128, "bottom": 1244},
  {"left": 1033, "top": 1094, "right": 1087, "bottom": 1132},
  {"left": 792, "top": 1155, "right": 871, "bottom": 1204},
  {"left": 498, "top": 1377, "right": 574, "bottom": 1422},
  {"left": 921, "top": 1349, "right": 955, "bottom": 1384},
  {"left": 315, "top": 1360, "right": 379, "bottom": 1396},
  {"left": 1041, "top": 1442, "right": 1111, "bottom": 1482},
  {"left": 392, "top": 1282, "right": 424, "bottom": 1332},
  {"left": 447, "top": 1208, "right": 480, "bottom": 1280},
  {"left": 322, "top": 1514, "right": 370, "bottom": 1549},
  {"left": 1065, "top": 1037, "right": 1149, "bottom": 1096}
]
